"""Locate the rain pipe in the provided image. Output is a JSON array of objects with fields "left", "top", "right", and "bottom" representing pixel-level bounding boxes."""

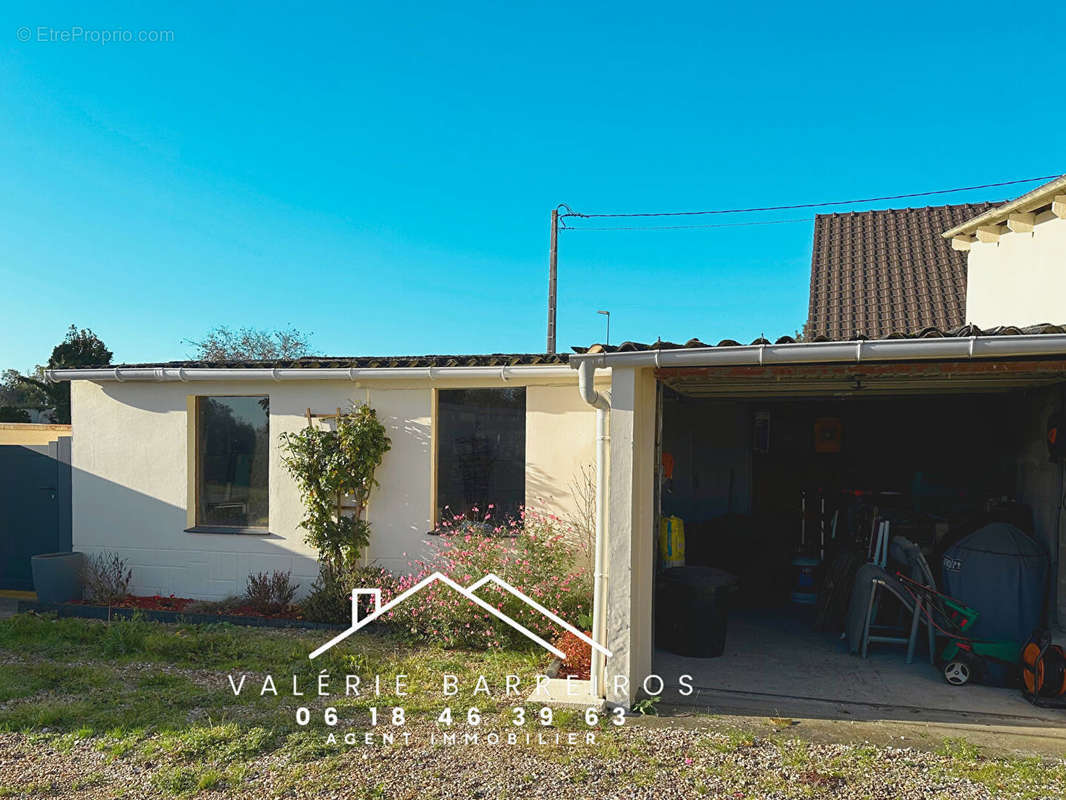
[{"left": 576, "top": 355, "right": 610, "bottom": 699}]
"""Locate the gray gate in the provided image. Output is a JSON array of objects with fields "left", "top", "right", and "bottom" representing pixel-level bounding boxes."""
[{"left": 0, "top": 437, "right": 72, "bottom": 590}]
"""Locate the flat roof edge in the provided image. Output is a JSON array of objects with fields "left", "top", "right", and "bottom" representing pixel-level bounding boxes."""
[
  {"left": 569, "top": 333, "right": 1066, "bottom": 370},
  {"left": 48, "top": 364, "right": 581, "bottom": 383}
]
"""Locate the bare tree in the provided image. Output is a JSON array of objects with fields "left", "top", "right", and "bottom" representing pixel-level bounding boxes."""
[
  {"left": 185, "top": 325, "right": 313, "bottom": 361},
  {"left": 564, "top": 464, "right": 596, "bottom": 562}
]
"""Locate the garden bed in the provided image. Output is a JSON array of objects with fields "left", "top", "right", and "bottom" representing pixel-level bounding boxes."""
[
  {"left": 70, "top": 594, "right": 196, "bottom": 612},
  {"left": 553, "top": 630, "right": 592, "bottom": 680}
]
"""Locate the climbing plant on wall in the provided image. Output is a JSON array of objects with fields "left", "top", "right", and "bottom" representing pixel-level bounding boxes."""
[{"left": 280, "top": 405, "right": 391, "bottom": 567}]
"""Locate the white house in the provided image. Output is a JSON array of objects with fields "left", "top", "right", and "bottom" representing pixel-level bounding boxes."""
[
  {"left": 54, "top": 355, "right": 605, "bottom": 600},
  {"left": 945, "top": 174, "right": 1066, "bottom": 329},
  {"left": 44, "top": 175, "right": 1066, "bottom": 708}
]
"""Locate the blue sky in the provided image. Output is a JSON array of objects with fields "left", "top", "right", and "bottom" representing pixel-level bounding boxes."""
[{"left": 1, "top": 1, "right": 1063, "bottom": 371}]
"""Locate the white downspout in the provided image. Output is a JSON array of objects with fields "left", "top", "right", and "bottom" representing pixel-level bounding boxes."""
[{"left": 577, "top": 357, "right": 610, "bottom": 699}]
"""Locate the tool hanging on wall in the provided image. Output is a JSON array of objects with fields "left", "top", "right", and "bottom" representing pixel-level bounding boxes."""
[
  {"left": 1047, "top": 411, "right": 1066, "bottom": 462},
  {"left": 814, "top": 417, "right": 843, "bottom": 453}
]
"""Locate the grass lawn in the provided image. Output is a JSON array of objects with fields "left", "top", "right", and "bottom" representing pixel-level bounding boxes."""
[{"left": 0, "top": 613, "right": 1064, "bottom": 799}]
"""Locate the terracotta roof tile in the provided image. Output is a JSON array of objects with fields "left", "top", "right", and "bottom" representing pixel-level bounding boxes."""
[{"left": 805, "top": 202, "right": 1000, "bottom": 340}]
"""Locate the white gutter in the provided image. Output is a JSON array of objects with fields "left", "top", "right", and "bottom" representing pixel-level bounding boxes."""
[
  {"left": 568, "top": 333, "right": 1066, "bottom": 370},
  {"left": 576, "top": 357, "right": 610, "bottom": 700},
  {"left": 47, "top": 365, "right": 575, "bottom": 383}
]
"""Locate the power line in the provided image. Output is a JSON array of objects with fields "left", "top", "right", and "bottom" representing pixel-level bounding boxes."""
[
  {"left": 564, "top": 216, "right": 813, "bottom": 232},
  {"left": 560, "top": 174, "right": 1060, "bottom": 220}
]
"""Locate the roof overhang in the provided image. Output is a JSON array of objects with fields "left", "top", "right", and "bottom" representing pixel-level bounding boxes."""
[
  {"left": 569, "top": 333, "right": 1066, "bottom": 371},
  {"left": 48, "top": 365, "right": 578, "bottom": 383},
  {"left": 942, "top": 174, "right": 1066, "bottom": 241},
  {"left": 569, "top": 333, "right": 1066, "bottom": 398}
]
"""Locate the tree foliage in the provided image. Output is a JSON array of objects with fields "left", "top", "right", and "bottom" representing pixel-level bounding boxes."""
[
  {"left": 15, "top": 326, "right": 112, "bottom": 423},
  {"left": 0, "top": 369, "right": 47, "bottom": 422},
  {"left": 280, "top": 405, "right": 391, "bottom": 567},
  {"left": 185, "top": 325, "right": 312, "bottom": 361}
]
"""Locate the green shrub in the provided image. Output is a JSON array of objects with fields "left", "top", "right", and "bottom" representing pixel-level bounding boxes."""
[
  {"left": 299, "top": 562, "right": 398, "bottom": 625},
  {"left": 279, "top": 406, "right": 391, "bottom": 567}
]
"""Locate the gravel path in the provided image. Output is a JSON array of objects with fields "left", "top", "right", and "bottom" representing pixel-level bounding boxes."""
[{"left": 1, "top": 723, "right": 1062, "bottom": 799}]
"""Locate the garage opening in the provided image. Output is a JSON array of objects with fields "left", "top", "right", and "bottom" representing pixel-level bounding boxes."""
[{"left": 652, "top": 363, "right": 1065, "bottom": 722}]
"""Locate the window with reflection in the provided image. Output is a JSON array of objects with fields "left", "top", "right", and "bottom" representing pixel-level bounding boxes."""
[
  {"left": 196, "top": 396, "right": 269, "bottom": 528},
  {"left": 436, "top": 388, "right": 525, "bottom": 521}
]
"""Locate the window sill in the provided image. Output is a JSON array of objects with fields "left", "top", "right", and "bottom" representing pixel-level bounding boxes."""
[{"left": 184, "top": 526, "right": 272, "bottom": 536}]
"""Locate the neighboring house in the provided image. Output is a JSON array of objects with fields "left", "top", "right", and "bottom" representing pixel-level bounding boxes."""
[
  {"left": 44, "top": 355, "right": 604, "bottom": 600},
  {"left": 805, "top": 202, "right": 998, "bottom": 339},
  {"left": 0, "top": 423, "right": 72, "bottom": 590},
  {"left": 944, "top": 175, "right": 1066, "bottom": 329}
]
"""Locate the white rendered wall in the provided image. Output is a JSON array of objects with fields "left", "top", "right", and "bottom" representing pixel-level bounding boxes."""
[
  {"left": 69, "top": 377, "right": 595, "bottom": 600},
  {"left": 604, "top": 366, "right": 657, "bottom": 706},
  {"left": 525, "top": 385, "right": 598, "bottom": 526},
  {"left": 966, "top": 215, "right": 1066, "bottom": 328}
]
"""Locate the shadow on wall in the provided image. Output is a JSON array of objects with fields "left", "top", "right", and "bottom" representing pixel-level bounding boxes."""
[
  {"left": 365, "top": 412, "right": 433, "bottom": 569},
  {"left": 101, "top": 383, "right": 186, "bottom": 414},
  {"left": 524, "top": 462, "right": 595, "bottom": 568},
  {"left": 86, "top": 384, "right": 437, "bottom": 596},
  {"left": 70, "top": 462, "right": 322, "bottom": 602}
]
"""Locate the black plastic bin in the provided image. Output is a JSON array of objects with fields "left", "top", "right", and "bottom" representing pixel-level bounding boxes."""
[{"left": 655, "top": 566, "right": 738, "bottom": 658}]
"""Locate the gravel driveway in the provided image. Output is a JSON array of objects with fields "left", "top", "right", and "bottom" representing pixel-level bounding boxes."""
[{"left": 2, "top": 721, "right": 1063, "bottom": 799}]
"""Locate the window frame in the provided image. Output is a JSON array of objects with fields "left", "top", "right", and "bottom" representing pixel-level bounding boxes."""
[
  {"left": 432, "top": 386, "right": 527, "bottom": 526},
  {"left": 185, "top": 394, "right": 272, "bottom": 535}
]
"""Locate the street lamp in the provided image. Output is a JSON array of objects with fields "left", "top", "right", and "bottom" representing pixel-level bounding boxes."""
[{"left": 597, "top": 310, "right": 611, "bottom": 347}]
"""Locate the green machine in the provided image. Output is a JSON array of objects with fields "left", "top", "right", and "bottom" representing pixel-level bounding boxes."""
[{"left": 896, "top": 573, "right": 1020, "bottom": 686}]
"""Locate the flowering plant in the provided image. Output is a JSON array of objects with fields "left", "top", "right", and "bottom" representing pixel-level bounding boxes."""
[{"left": 385, "top": 506, "right": 591, "bottom": 650}]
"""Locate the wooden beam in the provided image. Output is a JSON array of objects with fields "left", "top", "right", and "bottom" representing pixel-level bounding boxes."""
[
  {"left": 1053, "top": 195, "right": 1066, "bottom": 219},
  {"left": 1007, "top": 212, "right": 1035, "bottom": 233},
  {"left": 951, "top": 235, "right": 974, "bottom": 251},
  {"left": 975, "top": 224, "right": 1002, "bottom": 243}
]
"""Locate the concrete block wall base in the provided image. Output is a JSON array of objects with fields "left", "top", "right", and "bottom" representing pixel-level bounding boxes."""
[{"left": 527, "top": 678, "right": 605, "bottom": 710}]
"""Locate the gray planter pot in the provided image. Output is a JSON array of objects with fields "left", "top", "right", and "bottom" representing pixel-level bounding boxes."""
[{"left": 31, "top": 552, "right": 85, "bottom": 604}]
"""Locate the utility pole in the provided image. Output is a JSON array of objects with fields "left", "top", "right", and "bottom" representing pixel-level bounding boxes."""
[{"left": 547, "top": 208, "right": 558, "bottom": 353}]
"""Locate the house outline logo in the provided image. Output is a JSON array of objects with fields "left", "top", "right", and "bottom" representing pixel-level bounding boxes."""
[{"left": 309, "top": 571, "right": 613, "bottom": 662}]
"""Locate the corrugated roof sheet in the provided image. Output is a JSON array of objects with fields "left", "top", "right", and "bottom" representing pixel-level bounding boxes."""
[
  {"left": 571, "top": 323, "right": 1066, "bottom": 354},
  {"left": 806, "top": 202, "right": 1001, "bottom": 340},
  {"left": 93, "top": 353, "right": 569, "bottom": 370}
]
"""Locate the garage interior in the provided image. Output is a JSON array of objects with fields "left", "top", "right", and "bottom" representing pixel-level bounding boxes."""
[{"left": 652, "top": 358, "right": 1066, "bottom": 723}]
